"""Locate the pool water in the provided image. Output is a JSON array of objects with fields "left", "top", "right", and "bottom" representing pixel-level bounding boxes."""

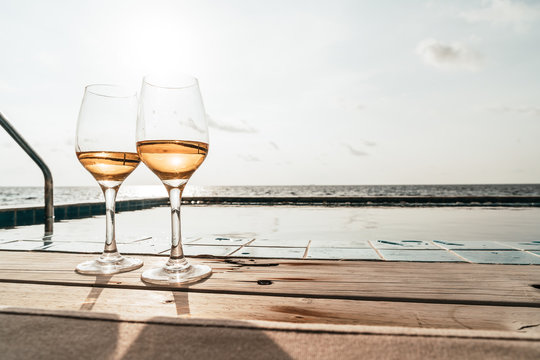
[{"left": 1, "top": 206, "right": 539, "bottom": 264}]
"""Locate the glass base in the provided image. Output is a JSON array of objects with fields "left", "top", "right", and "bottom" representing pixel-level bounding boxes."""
[
  {"left": 141, "top": 260, "right": 212, "bottom": 285},
  {"left": 75, "top": 256, "right": 143, "bottom": 275}
]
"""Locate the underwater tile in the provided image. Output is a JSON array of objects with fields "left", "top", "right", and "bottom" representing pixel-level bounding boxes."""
[
  {"left": 371, "top": 240, "right": 440, "bottom": 250},
  {"left": 454, "top": 250, "right": 540, "bottom": 265},
  {"left": 37, "top": 233, "right": 103, "bottom": 243},
  {"left": 0, "top": 227, "right": 44, "bottom": 241},
  {"left": 433, "top": 240, "right": 513, "bottom": 250},
  {"left": 183, "top": 245, "right": 240, "bottom": 257},
  {"left": 498, "top": 241, "right": 540, "bottom": 251},
  {"left": 189, "top": 236, "right": 253, "bottom": 246},
  {"left": 161, "top": 245, "right": 240, "bottom": 257},
  {"left": 37, "top": 232, "right": 151, "bottom": 244},
  {"left": 44, "top": 242, "right": 103, "bottom": 253},
  {"left": 0, "top": 239, "right": 16, "bottom": 245},
  {"left": 119, "top": 242, "right": 169, "bottom": 255},
  {"left": 249, "top": 238, "right": 309, "bottom": 248},
  {"left": 378, "top": 250, "right": 464, "bottom": 262},
  {"left": 0, "top": 240, "right": 54, "bottom": 251},
  {"left": 309, "top": 239, "right": 372, "bottom": 249},
  {"left": 182, "top": 237, "right": 202, "bottom": 244},
  {"left": 306, "top": 247, "right": 381, "bottom": 260},
  {"left": 290, "top": 232, "right": 371, "bottom": 248},
  {"left": 114, "top": 235, "right": 153, "bottom": 244},
  {"left": 122, "top": 236, "right": 153, "bottom": 244},
  {"left": 233, "top": 246, "right": 306, "bottom": 259}
]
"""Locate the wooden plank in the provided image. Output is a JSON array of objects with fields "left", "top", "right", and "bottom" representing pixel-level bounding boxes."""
[
  {"left": 0, "top": 251, "right": 539, "bottom": 305},
  {"left": 1, "top": 283, "right": 540, "bottom": 331}
]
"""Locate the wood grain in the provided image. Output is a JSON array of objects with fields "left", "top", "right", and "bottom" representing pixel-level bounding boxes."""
[
  {"left": 1, "top": 283, "right": 540, "bottom": 331},
  {"left": 0, "top": 251, "right": 539, "bottom": 306}
]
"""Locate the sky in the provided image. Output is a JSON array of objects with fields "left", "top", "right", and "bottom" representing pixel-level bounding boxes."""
[{"left": 0, "top": 0, "right": 539, "bottom": 186}]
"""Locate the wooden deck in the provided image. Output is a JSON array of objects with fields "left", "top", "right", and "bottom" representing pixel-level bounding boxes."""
[
  {"left": 1, "top": 250, "right": 539, "bottom": 329},
  {"left": 1, "top": 251, "right": 539, "bottom": 359}
]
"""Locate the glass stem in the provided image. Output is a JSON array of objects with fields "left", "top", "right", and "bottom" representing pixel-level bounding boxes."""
[
  {"left": 101, "top": 185, "right": 120, "bottom": 259},
  {"left": 168, "top": 187, "right": 186, "bottom": 261}
]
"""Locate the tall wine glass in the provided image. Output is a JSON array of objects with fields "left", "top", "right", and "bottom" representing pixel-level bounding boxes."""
[
  {"left": 75, "top": 84, "right": 143, "bottom": 274},
  {"left": 137, "top": 74, "right": 211, "bottom": 285}
]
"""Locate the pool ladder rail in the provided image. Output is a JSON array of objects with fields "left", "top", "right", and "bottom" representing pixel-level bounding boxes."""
[{"left": 0, "top": 112, "right": 54, "bottom": 236}]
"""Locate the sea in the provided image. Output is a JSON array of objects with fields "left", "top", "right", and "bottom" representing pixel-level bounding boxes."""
[{"left": 0, "top": 184, "right": 539, "bottom": 208}]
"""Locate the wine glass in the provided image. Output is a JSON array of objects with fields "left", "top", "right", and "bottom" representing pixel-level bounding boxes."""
[
  {"left": 137, "top": 74, "right": 211, "bottom": 285},
  {"left": 75, "top": 84, "right": 143, "bottom": 274}
]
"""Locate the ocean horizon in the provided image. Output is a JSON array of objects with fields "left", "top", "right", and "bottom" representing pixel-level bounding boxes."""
[{"left": 1, "top": 184, "right": 539, "bottom": 208}]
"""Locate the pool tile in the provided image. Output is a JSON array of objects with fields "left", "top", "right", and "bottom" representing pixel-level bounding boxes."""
[
  {"left": 499, "top": 241, "right": 540, "bottom": 251},
  {"left": 249, "top": 238, "right": 309, "bottom": 248},
  {"left": 184, "top": 245, "right": 240, "bottom": 257},
  {"left": 306, "top": 247, "right": 381, "bottom": 260},
  {"left": 125, "top": 236, "right": 153, "bottom": 244},
  {"left": 378, "top": 250, "right": 464, "bottom": 262},
  {"left": 38, "top": 233, "right": 103, "bottom": 243},
  {"left": 309, "top": 239, "right": 372, "bottom": 248},
  {"left": 0, "top": 227, "right": 44, "bottom": 241},
  {"left": 182, "top": 237, "right": 202, "bottom": 244},
  {"left": 433, "top": 240, "right": 513, "bottom": 250},
  {"left": 189, "top": 236, "right": 253, "bottom": 246},
  {"left": 0, "top": 240, "right": 54, "bottom": 251},
  {"left": 119, "top": 242, "right": 169, "bottom": 255},
  {"left": 162, "top": 245, "right": 240, "bottom": 257},
  {"left": 283, "top": 232, "right": 371, "bottom": 248},
  {"left": 233, "top": 246, "right": 306, "bottom": 259},
  {"left": 44, "top": 242, "right": 103, "bottom": 253},
  {"left": 0, "top": 239, "right": 16, "bottom": 245},
  {"left": 36, "top": 233, "right": 151, "bottom": 244},
  {"left": 453, "top": 250, "right": 540, "bottom": 265},
  {"left": 116, "top": 235, "right": 156, "bottom": 244},
  {"left": 370, "top": 240, "right": 440, "bottom": 250}
]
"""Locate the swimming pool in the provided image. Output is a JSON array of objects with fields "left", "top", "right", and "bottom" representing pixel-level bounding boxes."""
[{"left": 1, "top": 205, "right": 539, "bottom": 264}]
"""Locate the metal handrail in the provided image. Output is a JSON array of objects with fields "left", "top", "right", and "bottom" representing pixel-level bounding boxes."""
[{"left": 0, "top": 112, "right": 54, "bottom": 235}]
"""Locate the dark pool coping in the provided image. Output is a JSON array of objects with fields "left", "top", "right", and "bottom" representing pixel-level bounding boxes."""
[{"left": 0, "top": 198, "right": 170, "bottom": 228}]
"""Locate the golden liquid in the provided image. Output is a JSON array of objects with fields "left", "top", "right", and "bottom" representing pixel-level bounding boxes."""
[
  {"left": 77, "top": 151, "right": 140, "bottom": 182},
  {"left": 136, "top": 140, "right": 208, "bottom": 180}
]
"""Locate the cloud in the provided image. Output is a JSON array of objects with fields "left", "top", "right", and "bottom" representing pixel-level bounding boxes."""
[
  {"left": 269, "top": 141, "right": 279, "bottom": 150},
  {"left": 0, "top": 81, "right": 14, "bottom": 93},
  {"left": 0, "top": 141, "right": 15, "bottom": 148},
  {"left": 238, "top": 154, "right": 260, "bottom": 162},
  {"left": 206, "top": 114, "right": 257, "bottom": 133},
  {"left": 416, "top": 39, "right": 482, "bottom": 71},
  {"left": 487, "top": 105, "right": 540, "bottom": 116},
  {"left": 361, "top": 139, "right": 377, "bottom": 147},
  {"left": 35, "top": 51, "right": 59, "bottom": 68},
  {"left": 460, "top": 0, "right": 540, "bottom": 30},
  {"left": 183, "top": 117, "right": 206, "bottom": 133},
  {"left": 335, "top": 97, "right": 365, "bottom": 112},
  {"left": 343, "top": 143, "right": 369, "bottom": 157}
]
